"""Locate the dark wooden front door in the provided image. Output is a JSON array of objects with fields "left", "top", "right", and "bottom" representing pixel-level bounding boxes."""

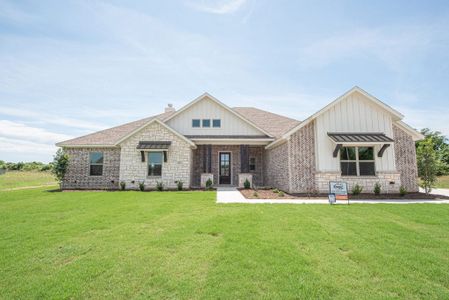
[{"left": 219, "top": 152, "right": 231, "bottom": 184}]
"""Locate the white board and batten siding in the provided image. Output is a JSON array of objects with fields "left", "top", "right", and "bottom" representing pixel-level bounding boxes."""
[
  {"left": 315, "top": 91, "right": 396, "bottom": 172},
  {"left": 166, "top": 96, "right": 265, "bottom": 136}
]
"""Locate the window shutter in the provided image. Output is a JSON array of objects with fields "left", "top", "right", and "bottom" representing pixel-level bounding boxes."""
[
  {"left": 141, "top": 151, "right": 145, "bottom": 162},
  {"left": 163, "top": 151, "right": 167, "bottom": 162}
]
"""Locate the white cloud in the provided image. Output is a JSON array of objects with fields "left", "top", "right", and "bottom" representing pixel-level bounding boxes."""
[
  {"left": 397, "top": 106, "right": 449, "bottom": 137},
  {"left": 0, "top": 137, "right": 56, "bottom": 155},
  {"left": 0, "top": 120, "right": 73, "bottom": 144},
  {"left": 0, "top": 107, "right": 108, "bottom": 131},
  {"left": 186, "top": 0, "right": 248, "bottom": 14}
]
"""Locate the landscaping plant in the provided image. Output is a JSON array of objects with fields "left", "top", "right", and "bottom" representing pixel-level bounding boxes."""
[
  {"left": 176, "top": 180, "right": 183, "bottom": 191},
  {"left": 156, "top": 181, "right": 164, "bottom": 191},
  {"left": 51, "top": 148, "right": 68, "bottom": 189},
  {"left": 417, "top": 137, "right": 438, "bottom": 194},
  {"left": 373, "top": 182, "right": 381, "bottom": 195},
  {"left": 243, "top": 178, "right": 251, "bottom": 189},
  {"left": 352, "top": 184, "right": 363, "bottom": 195},
  {"left": 205, "top": 178, "right": 213, "bottom": 190},
  {"left": 138, "top": 182, "right": 145, "bottom": 191},
  {"left": 120, "top": 181, "right": 126, "bottom": 190},
  {"left": 399, "top": 186, "right": 408, "bottom": 197}
]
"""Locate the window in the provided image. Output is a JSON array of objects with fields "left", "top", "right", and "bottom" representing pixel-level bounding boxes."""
[
  {"left": 202, "top": 119, "right": 211, "bottom": 127},
  {"left": 213, "top": 119, "right": 221, "bottom": 128},
  {"left": 340, "top": 147, "right": 375, "bottom": 176},
  {"left": 89, "top": 152, "right": 103, "bottom": 176},
  {"left": 249, "top": 157, "right": 256, "bottom": 171},
  {"left": 192, "top": 119, "right": 200, "bottom": 128},
  {"left": 148, "top": 152, "right": 163, "bottom": 176}
]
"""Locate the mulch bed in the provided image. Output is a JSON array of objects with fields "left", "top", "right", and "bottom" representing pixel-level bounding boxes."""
[{"left": 240, "top": 188, "right": 449, "bottom": 200}]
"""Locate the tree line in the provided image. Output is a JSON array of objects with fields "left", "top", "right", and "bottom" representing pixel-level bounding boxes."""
[{"left": 0, "top": 160, "right": 52, "bottom": 172}]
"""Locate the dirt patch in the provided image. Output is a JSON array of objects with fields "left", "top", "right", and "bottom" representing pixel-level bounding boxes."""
[{"left": 239, "top": 188, "right": 296, "bottom": 199}]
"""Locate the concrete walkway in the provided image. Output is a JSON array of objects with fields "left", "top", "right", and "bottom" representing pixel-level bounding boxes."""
[
  {"left": 216, "top": 187, "right": 449, "bottom": 204},
  {"left": 420, "top": 187, "right": 449, "bottom": 197}
]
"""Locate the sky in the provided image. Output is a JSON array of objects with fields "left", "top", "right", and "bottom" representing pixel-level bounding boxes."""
[{"left": 1, "top": 0, "right": 449, "bottom": 162}]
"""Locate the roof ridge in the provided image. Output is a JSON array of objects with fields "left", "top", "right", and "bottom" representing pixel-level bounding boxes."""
[{"left": 232, "top": 107, "right": 301, "bottom": 122}]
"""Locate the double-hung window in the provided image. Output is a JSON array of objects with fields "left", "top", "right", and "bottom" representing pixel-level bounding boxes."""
[
  {"left": 340, "top": 146, "right": 375, "bottom": 176},
  {"left": 148, "top": 152, "right": 163, "bottom": 176},
  {"left": 249, "top": 157, "right": 256, "bottom": 171},
  {"left": 89, "top": 152, "right": 103, "bottom": 176}
]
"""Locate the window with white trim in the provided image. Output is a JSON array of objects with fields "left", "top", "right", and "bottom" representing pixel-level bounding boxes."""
[
  {"left": 192, "top": 119, "right": 200, "bottom": 127},
  {"left": 212, "top": 119, "right": 221, "bottom": 128},
  {"left": 202, "top": 119, "right": 211, "bottom": 127},
  {"left": 89, "top": 152, "right": 103, "bottom": 176},
  {"left": 148, "top": 152, "right": 163, "bottom": 176},
  {"left": 340, "top": 146, "right": 375, "bottom": 176}
]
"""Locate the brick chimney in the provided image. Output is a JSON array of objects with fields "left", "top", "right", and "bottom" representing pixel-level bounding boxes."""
[{"left": 165, "top": 103, "right": 175, "bottom": 113}]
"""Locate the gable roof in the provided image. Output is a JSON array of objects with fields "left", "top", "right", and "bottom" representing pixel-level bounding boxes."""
[
  {"left": 232, "top": 107, "right": 300, "bottom": 138},
  {"left": 56, "top": 111, "right": 175, "bottom": 147},
  {"left": 282, "top": 86, "right": 405, "bottom": 139},
  {"left": 164, "top": 93, "right": 275, "bottom": 138}
]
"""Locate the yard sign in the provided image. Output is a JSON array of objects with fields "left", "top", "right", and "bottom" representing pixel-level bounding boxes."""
[{"left": 329, "top": 181, "right": 349, "bottom": 204}]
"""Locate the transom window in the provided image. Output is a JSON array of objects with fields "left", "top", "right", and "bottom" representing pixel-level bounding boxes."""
[
  {"left": 89, "top": 152, "right": 103, "bottom": 176},
  {"left": 148, "top": 152, "right": 163, "bottom": 176},
  {"left": 249, "top": 157, "right": 256, "bottom": 171},
  {"left": 212, "top": 119, "right": 221, "bottom": 128},
  {"left": 192, "top": 119, "right": 200, "bottom": 127},
  {"left": 340, "top": 147, "right": 375, "bottom": 176},
  {"left": 202, "top": 119, "right": 211, "bottom": 127}
]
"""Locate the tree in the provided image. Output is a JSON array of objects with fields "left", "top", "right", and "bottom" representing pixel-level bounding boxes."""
[
  {"left": 417, "top": 128, "right": 449, "bottom": 175},
  {"left": 417, "top": 138, "right": 438, "bottom": 194},
  {"left": 52, "top": 149, "right": 69, "bottom": 189}
]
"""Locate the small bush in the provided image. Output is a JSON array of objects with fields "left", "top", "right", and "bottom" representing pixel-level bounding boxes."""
[
  {"left": 120, "top": 181, "right": 126, "bottom": 191},
  {"left": 278, "top": 191, "right": 285, "bottom": 197},
  {"left": 352, "top": 184, "right": 363, "bottom": 195},
  {"left": 138, "top": 182, "right": 145, "bottom": 191},
  {"left": 243, "top": 178, "right": 251, "bottom": 189},
  {"left": 399, "top": 186, "right": 407, "bottom": 197},
  {"left": 156, "top": 181, "right": 164, "bottom": 191},
  {"left": 272, "top": 188, "right": 280, "bottom": 194},
  {"left": 253, "top": 191, "right": 259, "bottom": 198},
  {"left": 176, "top": 180, "right": 183, "bottom": 191},
  {"left": 373, "top": 182, "right": 381, "bottom": 195},
  {"left": 205, "top": 178, "right": 213, "bottom": 190}
]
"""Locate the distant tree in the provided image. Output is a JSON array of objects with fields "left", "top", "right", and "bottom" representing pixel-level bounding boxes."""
[
  {"left": 52, "top": 149, "right": 69, "bottom": 189},
  {"left": 417, "top": 138, "right": 438, "bottom": 194},
  {"left": 417, "top": 128, "right": 449, "bottom": 175}
]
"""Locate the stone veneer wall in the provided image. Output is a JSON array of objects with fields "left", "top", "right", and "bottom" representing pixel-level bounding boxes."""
[
  {"left": 191, "top": 145, "right": 264, "bottom": 187},
  {"left": 288, "top": 121, "right": 317, "bottom": 193},
  {"left": 119, "top": 121, "right": 192, "bottom": 189},
  {"left": 264, "top": 141, "right": 290, "bottom": 192},
  {"left": 393, "top": 124, "right": 419, "bottom": 192},
  {"left": 315, "top": 172, "right": 401, "bottom": 194},
  {"left": 62, "top": 147, "right": 121, "bottom": 189}
]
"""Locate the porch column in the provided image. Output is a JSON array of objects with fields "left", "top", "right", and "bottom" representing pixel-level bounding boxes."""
[{"left": 240, "top": 145, "right": 249, "bottom": 173}]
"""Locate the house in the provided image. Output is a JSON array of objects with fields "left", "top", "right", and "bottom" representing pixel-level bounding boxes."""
[{"left": 56, "top": 86, "right": 423, "bottom": 193}]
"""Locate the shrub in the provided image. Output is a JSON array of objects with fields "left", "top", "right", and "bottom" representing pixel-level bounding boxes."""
[
  {"left": 156, "top": 181, "right": 164, "bottom": 191},
  {"left": 399, "top": 186, "right": 407, "bottom": 197},
  {"left": 138, "top": 182, "right": 145, "bottom": 191},
  {"left": 373, "top": 182, "right": 381, "bottom": 195},
  {"left": 278, "top": 191, "right": 285, "bottom": 197},
  {"left": 176, "top": 180, "right": 183, "bottom": 191},
  {"left": 253, "top": 191, "right": 259, "bottom": 198},
  {"left": 243, "top": 178, "right": 251, "bottom": 189},
  {"left": 52, "top": 149, "right": 69, "bottom": 189},
  {"left": 120, "top": 181, "right": 126, "bottom": 191},
  {"left": 352, "top": 184, "right": 363, "bottom": 195},
  {"left": 272, "top": 188, "right": 280, "bottom": 194},
  {"left": 205, "top": 178, "right": 213, "bottom": 190}
]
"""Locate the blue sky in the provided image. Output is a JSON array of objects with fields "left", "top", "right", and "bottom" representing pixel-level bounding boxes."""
[{"left": 1, "top": 0, "right": 449, "bottom": 162}]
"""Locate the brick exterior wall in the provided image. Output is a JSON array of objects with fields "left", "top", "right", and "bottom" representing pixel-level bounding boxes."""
[
  {"left": 288, "top": 121, "right": 317, "bottom": 193},
  {"left": 264, "top": 141, "right": 290, "bottom": 192},
  {"left": 191, "top": 145, "right": 264, "bottom": 187},
  {"left": 62, "top": 147, "right": 121, "bottom": 189},
  {"left": 393, "top": 124, "right": 419, "bottom": 192},
  {"left": 119, "top": 121, "right": 192, "bottom": 190}
]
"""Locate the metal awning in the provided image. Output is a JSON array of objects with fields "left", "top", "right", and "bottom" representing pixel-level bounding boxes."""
[
  {"left": 136, "top": 141, "right": 171, "bottom": 149},
  {"left": 327, "top": 132, "right": 394, "bottom": 143}
]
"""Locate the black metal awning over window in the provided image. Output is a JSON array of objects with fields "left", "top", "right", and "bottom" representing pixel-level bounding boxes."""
[
  {"left": 136, "top": 141, "right": 171, "bottom": 150},
  {"left": 327, "top": 132, "right": 394, "bottom": 143}
]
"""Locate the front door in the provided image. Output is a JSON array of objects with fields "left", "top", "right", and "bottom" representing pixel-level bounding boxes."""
[{"left": 219, "top": 152, "right": 231, "bottom": 184}]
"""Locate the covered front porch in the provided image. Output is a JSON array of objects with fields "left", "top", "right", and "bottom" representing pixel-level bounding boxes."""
[{"left": 191, "top": 144, "right": 265, "bottom": 187}]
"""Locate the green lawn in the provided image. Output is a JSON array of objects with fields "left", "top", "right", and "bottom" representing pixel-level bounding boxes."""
[
  {"left": 0, "top": 171, "right": 56, "bottom": 190},
  {"left": 1, "top": 188, "right": 449, "bottom": 299},
  {"left": 436, "top": 176, "right": 449, "bottom": 189}
]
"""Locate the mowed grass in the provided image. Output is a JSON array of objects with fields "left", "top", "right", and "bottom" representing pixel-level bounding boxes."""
[
  {"left": 0, "top": 171, "right": 56, "bottom": 190},
  {"left": 1, "top": 189, "right": 449, "bottom": 299},
  {"left": 436, "top": 175, "right": 449, "bottom": 189}
]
